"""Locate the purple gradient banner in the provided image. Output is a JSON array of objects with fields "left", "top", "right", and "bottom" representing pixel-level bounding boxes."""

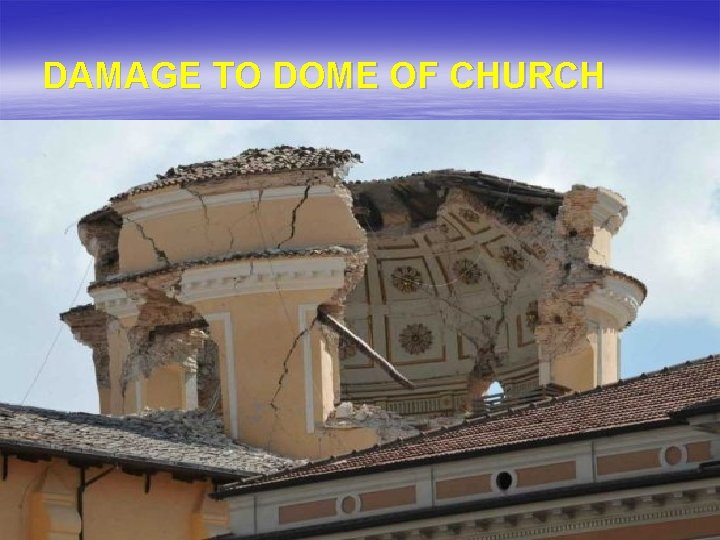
[{"left": 1, "top": 0, "right": 718, "bottom": 119}]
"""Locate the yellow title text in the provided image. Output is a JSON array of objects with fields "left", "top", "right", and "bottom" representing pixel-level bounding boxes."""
[{"left": 43, "top": 61, "right": 604, "bottom": 90}]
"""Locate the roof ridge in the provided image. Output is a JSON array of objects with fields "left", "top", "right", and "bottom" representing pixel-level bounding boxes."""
[
  {"left": 222, "top": 353, "right": 720, "bottom": 490},
  {"left": 404, "top": 352, "right": 720, "bottom": 436},
  {"left": 111, "top": 146, "right": 361, "bottom": 202}
]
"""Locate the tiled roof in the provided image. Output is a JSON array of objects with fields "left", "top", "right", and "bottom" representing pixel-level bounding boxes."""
[
  {"left": 111, "top": 146, "right": 361, "bottom": 202},
  {"left": 0, "top": 405, "right": 300, "bottom": 479},
  {"left": 351, "top": 169, "right": 563, "bottom": 201},
  {"left": 88, "top": 245, "right": 363, "bottom": 291},
  {"left": 216, "top": 355, "right": 720, "bottom": 495}
]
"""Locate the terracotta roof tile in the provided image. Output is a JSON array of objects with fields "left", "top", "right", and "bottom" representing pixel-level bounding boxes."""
[
  {"left": 111, "top": 146, "right": 361, "bottom": 202},
  {"left": 218, "top": 355, "right": 720, "bottom": 494}
]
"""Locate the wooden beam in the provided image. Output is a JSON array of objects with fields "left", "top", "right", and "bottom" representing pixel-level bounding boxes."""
[{"left": 318, "top": 310, "right": 415, "bottom": 390}]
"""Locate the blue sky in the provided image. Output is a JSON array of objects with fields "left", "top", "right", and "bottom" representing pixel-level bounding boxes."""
[{"left": 0, "top": 120, "right": 718, "bottom": 412}]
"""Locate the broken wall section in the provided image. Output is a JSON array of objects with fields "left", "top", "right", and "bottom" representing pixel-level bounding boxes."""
[
  {"left": 534, "top": 185, "right": 642, "bottom": 390},
  {"left": 111, "top": 172, "right": 367, "bottom": 275},
  {"left": 342, "top": 173, "right": 644, "bottom": 417},
  {"left": 60, "top": 304, "right": 112, "bottom": 412},
  {"left": 95, "top": 271, "right": 223, "bottom": 418},
  {"left": 78, "top": 206, "right": 122, "bottom": 281},
  {"left": 78, "top": 152, "right": 386, "bottom": 458},
  {"left": 341, "top": 174, "right": 563, "bottom": 416}
]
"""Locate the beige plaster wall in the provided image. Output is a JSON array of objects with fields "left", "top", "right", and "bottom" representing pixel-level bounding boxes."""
[
  {"left": 96, "top": 173, "right": 375, "bottom": 458},
  {"left": 144, "top": 364, "right": 185, "bottom": 410},
  {"left": 191, "top": 288, "right": 375, "bottom": 459},
  {"left": 551, "top": 343, "right": 595, "bottom": 392},
  {"left": 1, "top": 457, "right": 39, "bottom": 540},
  {"left": 551, "top": 307, "right": 621, "bottom": 392},
  {"left": 83, "top": 469, "right": 210, "bottom": 540},
  {"left": 0, "top": 457, "right": 224, "bottom": 540},
  {"left": 116, "top": 184, "right": 364, "bottom": 274},
  {"left": 589, "top": 226, "right": 612, "bottom": 266}
]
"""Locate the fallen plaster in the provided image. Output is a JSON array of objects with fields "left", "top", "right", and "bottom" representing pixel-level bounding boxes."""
[{"left": 326, "top": 402, "right": 468, "bottom": 443}]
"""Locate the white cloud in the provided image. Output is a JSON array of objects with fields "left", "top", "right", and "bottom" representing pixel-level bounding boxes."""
[{"left": 527, "top": 122, "right": 720, "bottom": 324}]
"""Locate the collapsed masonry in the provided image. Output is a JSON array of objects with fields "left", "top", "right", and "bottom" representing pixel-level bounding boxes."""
[{"left": 62, "top": 146, "right": 646, "bottom": 460}]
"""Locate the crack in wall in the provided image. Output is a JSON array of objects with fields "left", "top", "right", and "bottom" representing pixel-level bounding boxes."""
[
  {"left": 265, "top": 317, "right": 318, "bottom": 451},
  {"left": 277, "top": 181, "right": 312, "bottom": 249},
  {"left": 269, "top": 317, "right": 318, "bottom": 412},
  {"left": 439, "top": 195, "right": 531, "bottom": 389},
  {"left": 183, "top": 186, "right": 214, "bottom": 249},
  {"left": 124, "top": 216, "right": 170, "bottom": 265}
]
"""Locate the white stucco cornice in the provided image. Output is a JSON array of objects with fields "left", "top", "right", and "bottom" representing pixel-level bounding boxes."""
[
  {"left": 177, "top": 256, "right": 347, "bottom": 303},
  {"left": 90, "top": 288, "right": 145, "bottom": 318},
  {"left": 591, "top": 188, "right": 628, "bottom": 235},
  {"left": 122, "top": 184, "right": 336, "bottom": 221},
  {"left": 584, "top": 274, "right": 646, "bottom": 329}
]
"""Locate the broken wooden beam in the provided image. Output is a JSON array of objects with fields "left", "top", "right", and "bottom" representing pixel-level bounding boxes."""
[{"left": 317, "top": 309, "right": 416, "bottom": 390}]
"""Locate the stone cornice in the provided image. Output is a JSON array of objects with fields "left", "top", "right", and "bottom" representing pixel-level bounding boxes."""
[
  {"left": 91, "top": 287, "right": 145, "bottom": 318},
  {"left": 88, "top": 246, "right": 361, "bottom": 292},
  {"left": 591, "top": 188, "right": 628, "bottom": 234},
  {"left": 585, "top": 272, "right": 646, "bottom": 328},
  {"left": 177, "top": 257, "right": 347, "bottom": 303},
  {"left": 90, "top": 255, "right": 349, "bottom": 316},
  {"left": 410, "top": 488, "right": 720, "bottom": 540}
]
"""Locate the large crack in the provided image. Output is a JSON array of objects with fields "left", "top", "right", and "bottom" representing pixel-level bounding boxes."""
[
  {"left": 269, "top": 317, "right": 318, "bottom": 411},
  {"left": 124, "top": 216, "right": 170, "bottom": 265},
  {"left": 183, "top": 186, "right": 213, "bottom": 248},
  {"left": 277, "top": 181, "right": 312, "bottom": 249},
  {"left": 265, "top": 317, "right": 318, "bottom": 450}
]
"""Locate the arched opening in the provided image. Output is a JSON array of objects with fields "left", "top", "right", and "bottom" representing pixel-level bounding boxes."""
[{"left": 485, "top": 381, "right": 504, "bottom": 396}]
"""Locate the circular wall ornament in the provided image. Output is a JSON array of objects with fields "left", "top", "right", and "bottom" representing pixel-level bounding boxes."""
[
  {"left": 452, "top": 258, "right": 483, "bottom": 285},
  {"left": 660, "top": 445, "right": 687, "bottom": 468},
  {"left": 459, "top": 208, "right": 480, "bottom": 222},
  {"left": 399, "top": 323, "right": 434, "bottom": 355},
  {"left": 501, "top": 246, "right": 525, "bottom": 271},
  {"left": 391, "top": 265, "right": 423, "bottom": 293},
  {"left": 337, "top": 494, "right": 360, "bottom": 515}
]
